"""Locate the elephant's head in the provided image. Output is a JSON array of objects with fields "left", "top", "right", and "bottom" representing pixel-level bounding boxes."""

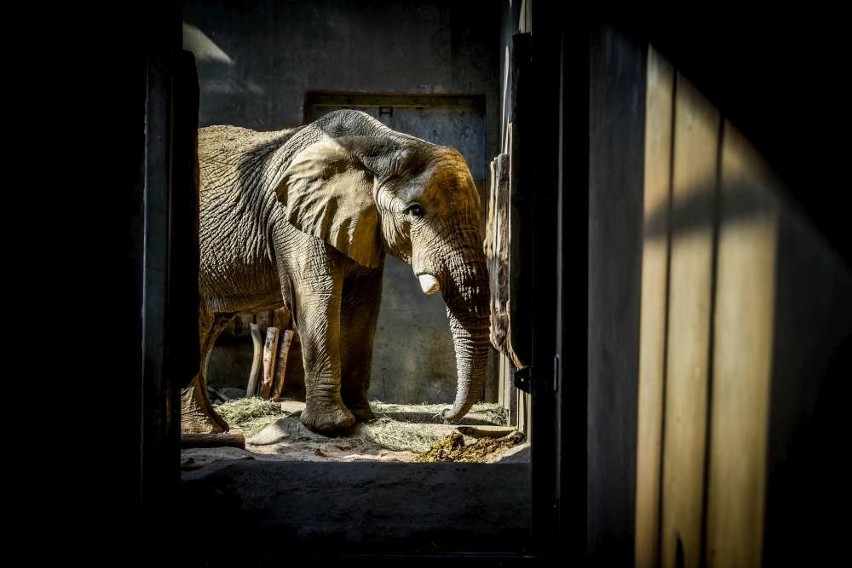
[{"left": 277, "top": 110, "right": 490, "bottom": 423}]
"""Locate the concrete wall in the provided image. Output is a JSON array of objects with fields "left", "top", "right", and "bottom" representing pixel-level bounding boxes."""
[{"left": 183, "top": 0, "right": 500, "bottom": 403}]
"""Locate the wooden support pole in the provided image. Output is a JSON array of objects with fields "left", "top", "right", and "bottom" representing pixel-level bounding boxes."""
[
  {"left": 260, "top": 326, "right": 280, "bottom": 398},
  {"left": 246, "top": 322, "right": 262, "bottom": 397},
  {"left": 271, "top": 329, "right": 295, "bottom": 399}
]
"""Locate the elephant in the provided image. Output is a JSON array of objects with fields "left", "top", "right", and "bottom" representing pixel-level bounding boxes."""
[{"left": 182, "top": 108, "right": 491, "bottom": 436}]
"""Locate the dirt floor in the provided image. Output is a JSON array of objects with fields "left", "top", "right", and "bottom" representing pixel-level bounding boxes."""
[{"left": 181, "top": 398, "right": 529, "bottom": 469}]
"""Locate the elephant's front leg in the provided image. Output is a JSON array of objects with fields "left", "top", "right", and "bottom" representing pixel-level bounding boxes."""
[
  {"left": 340, "top": 263, "right": 384, "bottom": 422},
  {"left": 292, "top": 254, "right": 356, "bottom": 436}
]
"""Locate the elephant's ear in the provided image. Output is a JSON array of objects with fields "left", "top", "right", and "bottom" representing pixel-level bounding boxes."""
[{"left": 277, "top": 138, "right": 381, "bottom": 268}]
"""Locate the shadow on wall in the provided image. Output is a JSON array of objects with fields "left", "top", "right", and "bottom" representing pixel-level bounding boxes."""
[{"left": 644, "top": 182, "right": 771, "bottom": 241}]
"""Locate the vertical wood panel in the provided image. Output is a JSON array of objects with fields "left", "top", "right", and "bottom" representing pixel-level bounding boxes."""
[
  {"left": 705, "top": 124, "right": 777, "bottom": 567},
  {"left": 635, "top": 48, "right": 674, "bottom": 568},
  {"left": 141, "top": 54, "right": 170, "bottom": 507},
  {"left": 661, "top": 76, "right": 720, "bottom": 568},
  {"left": 587, "top": 28, "right": 646, "bottom": 562}
]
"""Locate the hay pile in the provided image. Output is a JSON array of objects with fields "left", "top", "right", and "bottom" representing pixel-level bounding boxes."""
[
  {"left": 212, "top": 397, "right": 520, "bottom": 462},
  {"left": 214, "top": 397, "right": 285, "bottom": 437}
]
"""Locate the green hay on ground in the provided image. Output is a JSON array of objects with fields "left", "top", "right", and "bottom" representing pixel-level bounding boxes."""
[
  {"left": 370, "top": 401, "right": 509, "bottom": 425},
  {"left": 478, "top": 404, "right": 509, "bottom": 426},
  {"left": 360, "top": 417, "right": 443, "bottom": 453},
  {"left": 358, "top": 401, "right": 510, "bottom": 453},
  {"left": 215, "top": 398, "right": 513, "bottom": 454},
  {"left": 215, "top": 397, "right": 285, "bottom": 438}
]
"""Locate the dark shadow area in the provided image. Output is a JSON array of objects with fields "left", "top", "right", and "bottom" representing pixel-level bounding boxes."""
[
  {"left": 764, "top": 210, "right": 852, "bottom": 565},
  {"left": 586, "top": 27, "right": 645, "bottom": 566},
  {"left": 179, "top": 461, "right": 532, "bottom": 563},
  {"left": 614, "top": 15, "right": 851, "bottom": 269}
]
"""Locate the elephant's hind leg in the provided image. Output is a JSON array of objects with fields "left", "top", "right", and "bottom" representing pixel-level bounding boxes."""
[{"left": 181, "top": 312, "right": 234, "bottom": 434}]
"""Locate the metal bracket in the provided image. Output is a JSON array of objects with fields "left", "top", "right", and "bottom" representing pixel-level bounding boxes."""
[{"left": 515, "top": 358, "right": 560, "bottom": 394}]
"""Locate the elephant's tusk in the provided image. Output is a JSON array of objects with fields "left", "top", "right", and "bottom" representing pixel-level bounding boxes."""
[{"left": 418, "top": 274, "right": 441, "bottom": 295}]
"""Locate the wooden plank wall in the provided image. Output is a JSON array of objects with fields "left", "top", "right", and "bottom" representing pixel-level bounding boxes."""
[
  {"left": 705, "top": 123, "right": 778, "bottom": 567},
  {"left": 660, "top": 69, "right": 721, "bottom": 568},
  {"left": 634, "top": 49, "right": 673, "bottom": 565},
  {"left": 635, "top": 47, "right": 781, "bottom": 568}
]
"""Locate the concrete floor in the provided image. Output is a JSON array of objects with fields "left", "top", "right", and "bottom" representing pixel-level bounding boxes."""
[{"left": 180, "top": 457, "right": 532, "bottom": 562}]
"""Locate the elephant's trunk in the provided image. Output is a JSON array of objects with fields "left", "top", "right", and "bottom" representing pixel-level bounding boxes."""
[{"left": 440, "top": 243, "right": 491, "bottom": 424}]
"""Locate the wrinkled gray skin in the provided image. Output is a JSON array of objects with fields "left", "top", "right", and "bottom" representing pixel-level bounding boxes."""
[{"left": 183, "top": 109, "right": 490, "bottom": 436}]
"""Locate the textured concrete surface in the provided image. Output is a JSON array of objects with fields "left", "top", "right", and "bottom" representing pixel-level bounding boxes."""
[{"left": 180, "top": 460, "right": 532, "bottom": 560}]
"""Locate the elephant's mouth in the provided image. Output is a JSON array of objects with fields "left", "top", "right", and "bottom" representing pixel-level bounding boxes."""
[{"left": 416, "top": 273, "right": 441, "bottom": 295}]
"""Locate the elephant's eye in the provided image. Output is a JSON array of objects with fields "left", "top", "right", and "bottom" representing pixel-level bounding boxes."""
[{"left": 405, "top": 203, "right": 426, "bottom": 218}]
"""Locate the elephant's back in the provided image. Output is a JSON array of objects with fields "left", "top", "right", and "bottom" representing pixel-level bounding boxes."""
[
  {"left": 197, "top": 125, "right": 291, "bottom": 311},
  {"left": 199, "top": 125, "right": 295, "bottom": 155},
  {"left": 198, "top": 125, "right": 298, "bottom": 190}
]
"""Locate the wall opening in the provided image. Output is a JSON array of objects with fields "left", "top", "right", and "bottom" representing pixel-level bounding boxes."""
[{"left": 178, "top": 0, "right": 532, "bottom": 559}]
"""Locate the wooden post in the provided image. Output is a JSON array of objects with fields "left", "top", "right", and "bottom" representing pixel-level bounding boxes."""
[
  {"left": 271, "top": 329, "right": 295, "bottom": 399},
  {"left": 260, "top": 326, "right": 280, "bottom": 398},
  {"left": 246, "top": 322, "right": 263, "bottom": 397}
]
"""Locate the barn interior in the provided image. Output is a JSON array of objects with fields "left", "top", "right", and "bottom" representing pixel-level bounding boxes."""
[{"left": 107, "top": 1, "right": 851, "bottom": 565}]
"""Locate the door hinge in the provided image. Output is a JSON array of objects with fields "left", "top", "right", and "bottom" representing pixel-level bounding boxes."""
[
  {"left": 514, "top": 362, "right": 558, "bottom": 395},
  {"left": 514, "top": 365, "right": 534, "bottom": 393}
]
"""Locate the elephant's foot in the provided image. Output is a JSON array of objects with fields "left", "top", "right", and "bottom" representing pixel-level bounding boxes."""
[
  {"left": 342, "top": 386, "right": 375, "bottom": 422},
  {"left": 181, "top": 380, "right": 229, "bottom": 434},
  {"left": 345, "top": 401, "right": 376, "bottom": 423},
  {"left": 301, "top": 402, "right": 356, "bottom": 436}
]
